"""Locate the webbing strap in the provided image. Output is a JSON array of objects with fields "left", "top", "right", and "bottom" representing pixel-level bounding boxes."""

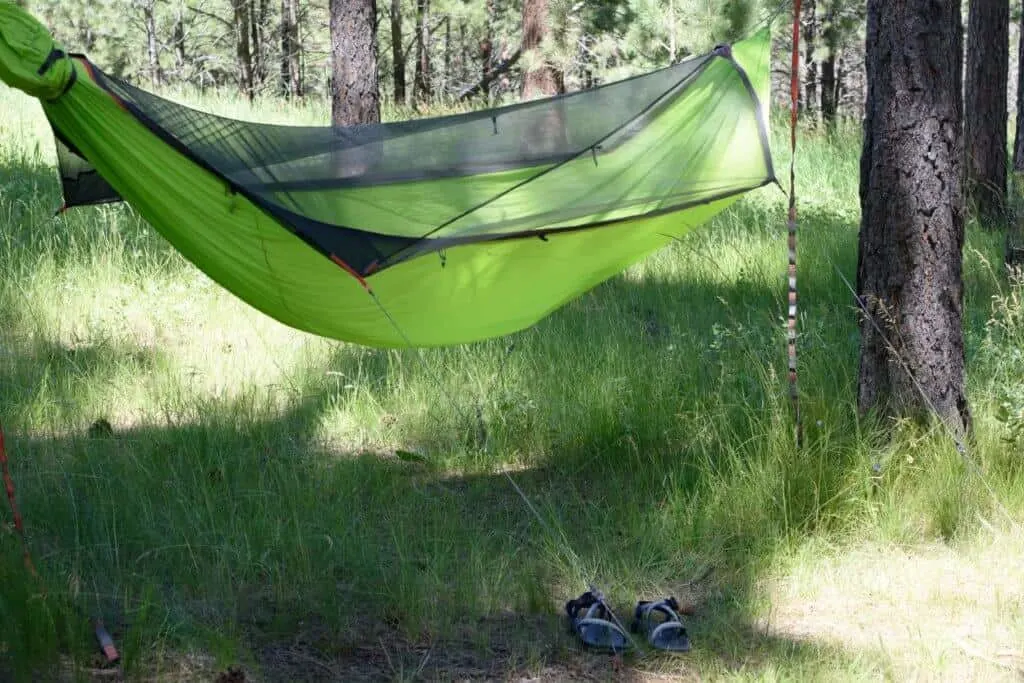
[{"left": 788, "top": 0, "right": 803, "bottom": 448}]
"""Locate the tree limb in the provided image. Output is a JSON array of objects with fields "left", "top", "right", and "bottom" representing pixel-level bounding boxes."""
[
  {"left": 458, "top": 46, "right": 522, "bottom": 101},
  {"left": 187, "top": 4, "right": 233, "bottom": 29}
]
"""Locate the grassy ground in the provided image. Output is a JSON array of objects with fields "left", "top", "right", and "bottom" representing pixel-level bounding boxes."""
[{"left": 1, "top": 84, "right": 1023, "bottom": 682}]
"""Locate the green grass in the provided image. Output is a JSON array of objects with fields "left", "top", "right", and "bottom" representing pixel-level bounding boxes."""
[{"left": 1, "top": 84, "right": 1023, "bottom": 682}]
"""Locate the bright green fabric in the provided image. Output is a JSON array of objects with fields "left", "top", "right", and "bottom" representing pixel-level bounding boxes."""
[
  {"left": 300, "top": 56, "right": 767, "bottom": 242},
  {"left": 1, "top": 4, "right": 774, "bottom": 347},
  {"left": 0, "top": 3, "right": 74, "bottom": 100}
]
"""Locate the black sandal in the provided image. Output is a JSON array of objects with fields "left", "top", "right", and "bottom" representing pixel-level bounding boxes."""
[
  {"left": 565, "top": 590, "right": 633, "bottom": 654},
  {"left": 630, "top": 597, "right": 691, "bottom": 652}
]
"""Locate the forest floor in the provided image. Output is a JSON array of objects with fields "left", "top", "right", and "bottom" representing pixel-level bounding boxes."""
[{"left": 2, "top": 85, "right": 1023, "bottom": 682}]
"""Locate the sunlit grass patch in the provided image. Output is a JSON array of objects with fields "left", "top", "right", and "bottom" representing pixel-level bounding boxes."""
[{"left": 1, "top": 81, "right": 1023, "bottom": 682}]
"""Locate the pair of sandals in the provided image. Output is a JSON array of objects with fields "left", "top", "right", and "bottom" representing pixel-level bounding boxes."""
[{"left": 565, "top": 591, "right": 690, "bottom": 654}]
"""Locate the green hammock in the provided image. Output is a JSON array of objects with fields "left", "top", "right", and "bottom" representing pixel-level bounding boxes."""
[{"left": 0, "top": 3, "right": 775, "bottom": 347}]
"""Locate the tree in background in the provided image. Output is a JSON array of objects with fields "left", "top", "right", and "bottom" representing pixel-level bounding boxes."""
[
  {"left": 802, "top": 0, "right": 816, "bottom": 118},
  {"left": 413, "top": 0, "right": 433, "bottom": 102},
  {"left": 965, "top": 0, "right": 1009, "bottom": 226},
  {"left": 231, "top": 0, "right": 255, "bottom": 100},
  {"left": 330, "top": 0, "right": 381, "bottom": 124},
  {"left": 23, "top": 0, "right": 880, "bottom": 122},
  {"left": 817, "top": 0, "right": 863, "bottom": 130},
  {"left": 280, "top": 0, "right": 302, "bottom": 98},
  {"left": 389, "top": 0, "right": 406, "bottom": 105},
  {"left": 1011, "top": 2, "right": 1024, "bottom": 265},
  {"left": 857, "top": 0, "right": 971, "bottom": 436},
  {"left": 521, "top": 0, "right": 563, "bottom": 98}
]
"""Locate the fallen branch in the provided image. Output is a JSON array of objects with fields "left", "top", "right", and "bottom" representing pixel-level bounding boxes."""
[{"left": 458, "top": 47, "right": 522, "bottom": 101}]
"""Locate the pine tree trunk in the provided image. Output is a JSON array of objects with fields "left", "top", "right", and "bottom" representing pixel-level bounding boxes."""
[
  {"left": 1010, "top": 6, "right": 1024, "bottom": 265},
  {"left": 668, "top": 0, "right": 676, "bottom": 61},
  {"left": 280, "top": 0, "right": 302, "bottom": 98},
  {"left": 820, "top": 55, "right": 836, "bottom": 126},
  {"left": 290, "top": 0, "right": 302, "bottom": 96},
  {"left": 459, "top": 21, "right": 467, "bottom": 87},
  {"left": 521, "top": 0, "right": 562, "bottom": 99},
  {"left": 390, "top": 0, "right": 406, "bottom": 105},
  {"left": 280, "top": 0, "right": 291, "bottom": 95},
  {"left": 172, "top": 9, "right": 187, "bottom": 78},
  {"left": 330, "top": 0, "right": 380, "bottom": 125},
  {"left": 232, "top": 0, "right": 254, "bottom": 101},
  {"left": 144, "top": 1, "right": 162, "bottom": 87},
  {"left": 857, "top": 0, "right": 971, "bottom": 436},
  {"left": 249, "top": 2, "right": 261, "bottom": 88},
  {"left": 965, "top": 0, "right": 1009, "bottom": 227},
  {"left": 802, "top": 0, "right": 816, "bottom": 118},
  {"left": 819, "top": 6, "right": 839, "bottom": 129},
  {"left": 481, "top": 0, "right": 494, "bottom": 102},
  {"left": 443, "top": 16, "right": 451, "bottom": 95},
  {"left": 413, "top": 0, "right": 431, "bottom": 102}
]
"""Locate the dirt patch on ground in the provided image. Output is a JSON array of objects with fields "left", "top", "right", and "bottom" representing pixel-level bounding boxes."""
[{"left": 758, "top": 532, "right": 1024, "bottom": 681}]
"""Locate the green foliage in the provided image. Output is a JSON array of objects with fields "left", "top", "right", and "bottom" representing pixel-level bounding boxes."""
[{"left": 17, "top": 0, "right": 804, "bottom": 103}]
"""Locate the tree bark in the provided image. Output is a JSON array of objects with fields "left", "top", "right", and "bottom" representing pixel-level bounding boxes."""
[
  {"left": 480, "top": 0, "right": 494, "bottom": 102},
  {"left": 820, "top": 55, "right": 836, "bottom": 126},
  {"left": 965, "top": 0, "right": 1009, "bottom": 226},
  {"left": 802, "top": 0, "right": 817, "bottom": 118},
  {"left": 280, "top": 0, "right": 302, "bottom": 97},
  {"left": 142, "top": 0, "right": 162, "bottom": 87},
  {"left": 521, "top": 0, "right": 563, "bottom": 99},
  {"left": 413, "top": 0, "right": 431, "bottom": 102},
  {"left": 857, "top": 0, "right": 971, "bottom": 436},
  {"left": 1015, "top": 7, "right": 1024, "bottom": 173},
  {"left": 232, "top": 0, "right": 254, "bottom": 101},
  {"left": 330, "top": 0, "right": 381, "bottom": 125},
  {"left": 443, "top": 15, "right": 451, "bottom": 95},
  {"left": 248, "top": 0, "right": 268, "bottom": 88},
  {"left": 172, "top": 8, "right": 187, "bottom": 78},
  {"left": 1010, "top": 6, "right": 1024, "bottom": 265},
  {"left": 819, "top": 5, "right": 839, "bottom": 129},
  {"left": 389, "top": 0, "right": 405, "bottom": 105}
]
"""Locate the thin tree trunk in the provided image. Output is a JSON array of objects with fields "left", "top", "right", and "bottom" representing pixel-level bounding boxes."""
[
  {"left": 413, "top": 0, "right": 431, "bottom": 102},
  {"left": 280, "top": 0, "right": 302, "bottom": 97},
  {"left": 857, "top": 0, "right": 970, "bottom": 436},
  {"left": 144, "top": 1, "right": 162, "bottom": 87},
  {"left": 1010, "top": 6, "right": 1024, "bottom": 265},
  {"left": 965, "top": 0, "right": 1009, "bottom": 226},
  {"left": 291, "top": 0, "right": 302, "bottom": 96},
  {"left": 819, "top": 5, "right": 838, "bottom": 129},
  {"left": 443, "top": 15, "right": 450, "bottom": 95},
  {"left": 249, "top": 0, "right": 269, "bottom": 88},
  {"left": 802, "top": 0, "right": 816, "bottom": 118},
  {"left": 459, "top": 21, "right": 467, "bottom": 87},
  {"left": 668, "top": 0, "right": 676, "bottom": 61},
  {"left": 820, "top": 56, "right": 836, "bottom": 126},
  {"left": 232, "top": 0, "right": 254, "bottom": 101},
  {"left": 390, "top": 0, "right": 405, "bottom": 104},
  {"left": 330, "top": 0, "right": 381, "bottom": 125},
  {"left": 172, "top": 9, "right": 187, "bottom": 77},
  {"left": 481, "top": 0, "right": 494, "bottom": 102}
]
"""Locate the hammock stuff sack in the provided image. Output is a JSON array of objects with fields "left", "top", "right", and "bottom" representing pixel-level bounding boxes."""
[{"left": 0, "top": 2, "right": 775, "bottom": 347}]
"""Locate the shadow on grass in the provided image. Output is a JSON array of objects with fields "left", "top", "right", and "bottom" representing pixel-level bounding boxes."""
[{"left": 6, "top": 200, "right": 1008, "bottom": 681}]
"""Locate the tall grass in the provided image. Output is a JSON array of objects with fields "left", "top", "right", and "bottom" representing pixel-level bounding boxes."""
[{"left": 0, "top": 83, "right": 1021, "bottom": 681}]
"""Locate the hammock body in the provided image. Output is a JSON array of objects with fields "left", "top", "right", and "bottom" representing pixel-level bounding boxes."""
[{"left": 0, "top": 3, "right": 775, "bottom": 347}]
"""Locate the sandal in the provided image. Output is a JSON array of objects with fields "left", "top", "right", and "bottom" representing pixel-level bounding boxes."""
[
  {"left": 630, "top": 597, "right": 691, "bottom": 652},
  {"left": 565, "top": 590, "right": 633, "bottom": 654}
]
